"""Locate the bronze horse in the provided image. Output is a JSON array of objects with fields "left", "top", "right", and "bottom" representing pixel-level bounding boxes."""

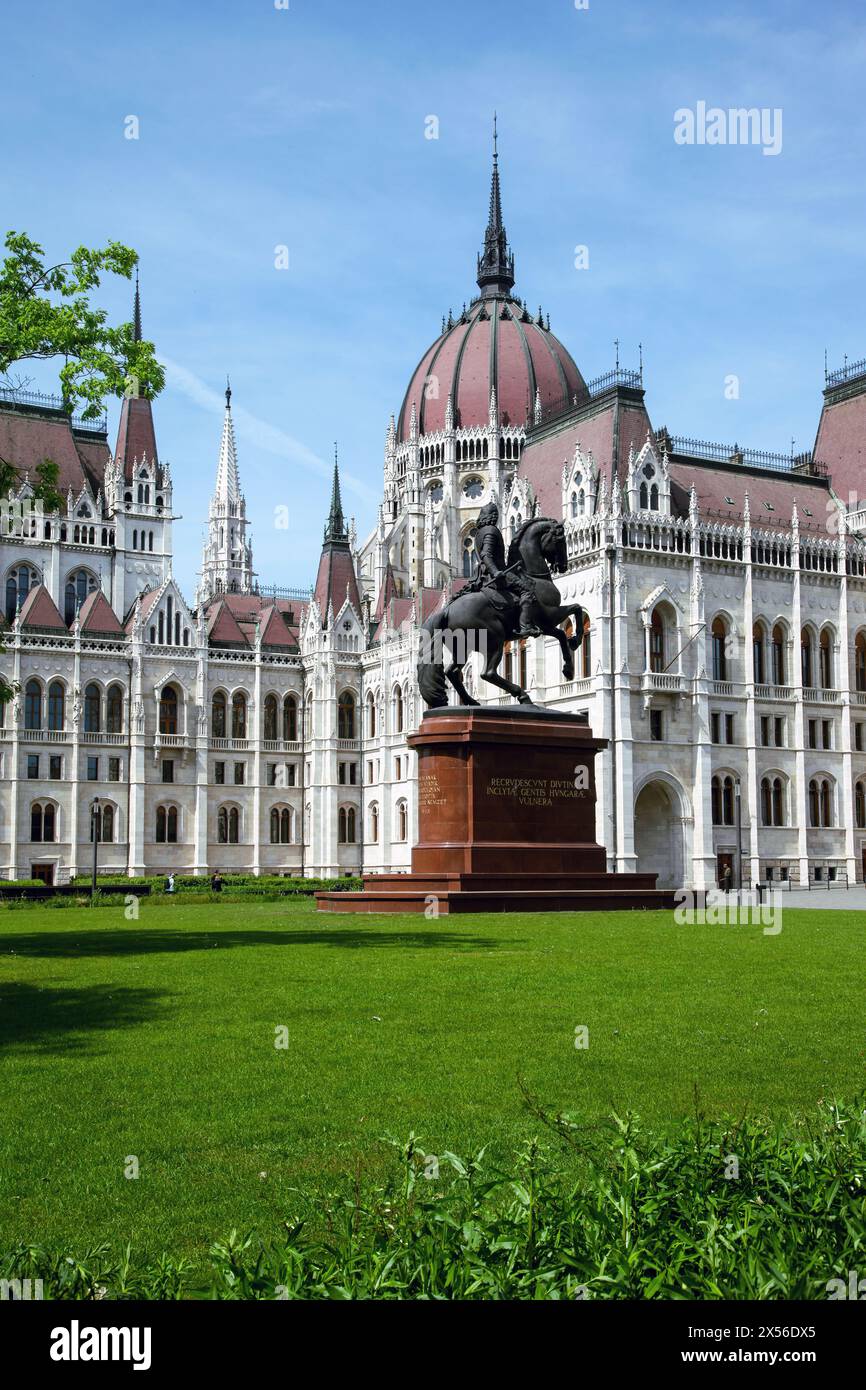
[{"left": 417, "top": 517, "right": 586, "bottom": 706}]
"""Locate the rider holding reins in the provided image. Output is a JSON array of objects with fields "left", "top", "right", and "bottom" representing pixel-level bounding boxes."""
[{"left": 469, "top": 501, "right": 540, "bottom": 638}]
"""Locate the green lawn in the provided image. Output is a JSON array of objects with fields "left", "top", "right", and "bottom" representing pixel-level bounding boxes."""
[{"left": 0, "top": 897, "right": 863, "bottom": 1267}]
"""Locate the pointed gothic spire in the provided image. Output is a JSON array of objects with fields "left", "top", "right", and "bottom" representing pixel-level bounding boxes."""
[
  {"left": 325, "top": 444, "right": 348, "bottom": 542},
  {"left": 215, "top": 377, "right": 241, "bottom": 504},
  {"left": 476, "top": 114, "right": 515, "bottom": 297},
  {"left": 133, "top": 269, "right": 142, "bottom": 342}
]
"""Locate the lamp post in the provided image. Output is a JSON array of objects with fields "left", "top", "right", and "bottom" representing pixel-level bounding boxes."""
[{"left": 90, "top": 796, "right": 100, "bottom": 898}]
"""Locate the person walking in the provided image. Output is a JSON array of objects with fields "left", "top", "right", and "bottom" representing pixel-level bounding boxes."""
[{"left": 211, "top": 870, "right": 223, "bottom": 894}]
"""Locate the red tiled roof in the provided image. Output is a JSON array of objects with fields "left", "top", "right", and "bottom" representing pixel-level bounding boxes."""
[
  {"left": 667, "top": 459, "right": 830, "bottom": 528},
  {"left": 114, "top": 395, "right": 159, "bottom": 483},
  {"left": 313, "top": 543, "right": 361, "bottom": 622},
  {"left": 18, "top": 584, "right": 67, "bottom": 632},
  {"left": 78, "top": 589, "right": 124, "bottom": 636},
  {"left": 257, "top": 604, "right": 297, "bottom": 649},
  {"left": 519, "top": 396, "right": 653, "bottom": 515},
  {"left": 207, "top": 599, "right": 248, "bottom": 646},
  {"left": 398, "top": 299, "right": 587, "bottom": 442},
  {"left": 0, "top": 403, "right": 107, "bottom": 498},
  {"left": 813, "top": 383, "right": 866, "bottom": 505}
]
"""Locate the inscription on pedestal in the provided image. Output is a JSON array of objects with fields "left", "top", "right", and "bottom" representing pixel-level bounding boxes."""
[
  {"left": 485, "top": 769, "right": 589, "bottom": 807},
  {"left": 419, "top": 774, "right": 446, "bottom": 809}
]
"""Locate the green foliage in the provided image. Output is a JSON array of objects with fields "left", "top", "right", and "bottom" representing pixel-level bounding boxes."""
[
  {"left": 0, "top": 231, "right": 165, "bottom": 416},
  {"left": 3, "top": 1099, "right": 864, "bottom": 1299}
]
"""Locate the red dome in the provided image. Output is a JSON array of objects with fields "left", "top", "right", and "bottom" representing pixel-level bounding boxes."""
[{"left": 397, "top": 296, "right": 588, "bottom": 442}]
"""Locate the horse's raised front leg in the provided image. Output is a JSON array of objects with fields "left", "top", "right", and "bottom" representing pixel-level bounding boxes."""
[{"left": 538, "top": 619, "right": 575, "bottom": 680}]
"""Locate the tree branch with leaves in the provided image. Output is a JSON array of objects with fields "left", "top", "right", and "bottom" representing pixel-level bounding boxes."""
[{"left": 0, "top": 230, "right": 164, "bottom": 703}]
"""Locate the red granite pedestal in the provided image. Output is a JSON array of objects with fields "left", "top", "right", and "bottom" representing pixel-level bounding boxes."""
[{"left": 316, "top": 706, "right": 676, "bottom": 914}]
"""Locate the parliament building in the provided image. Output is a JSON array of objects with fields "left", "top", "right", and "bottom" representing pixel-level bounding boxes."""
[{"left": 3, "top": 144, "right": 866, "bottom": 890}]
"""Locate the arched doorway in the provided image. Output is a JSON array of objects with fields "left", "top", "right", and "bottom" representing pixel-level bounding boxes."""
[{"left": 634, "top": 779, "right": 684, "bottom": 888}]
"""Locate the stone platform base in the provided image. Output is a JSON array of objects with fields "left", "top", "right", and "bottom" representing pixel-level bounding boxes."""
[
  {"left": 316, "top": 874, "right": 677, "bottom": 915},
  {"left": 316, "top": 704, "right": 675, "bottom": 917}
]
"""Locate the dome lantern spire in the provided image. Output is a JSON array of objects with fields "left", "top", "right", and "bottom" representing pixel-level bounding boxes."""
[{"left": 476, "top": 113, "right": 515, "bottom": 298}]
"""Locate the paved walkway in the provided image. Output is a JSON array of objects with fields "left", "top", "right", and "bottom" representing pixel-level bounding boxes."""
[{"left": 718, "top": 887, "right": 866, "bottom": 911}]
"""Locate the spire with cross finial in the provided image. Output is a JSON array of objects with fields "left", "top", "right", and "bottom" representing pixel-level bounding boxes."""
[{"left": 476, "top": 114, "right": 515, "bottom": 297}]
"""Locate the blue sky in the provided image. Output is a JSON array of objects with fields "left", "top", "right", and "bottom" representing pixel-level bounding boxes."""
[{"left": 3, "top": 0, "right": 866, "bottom": 594}]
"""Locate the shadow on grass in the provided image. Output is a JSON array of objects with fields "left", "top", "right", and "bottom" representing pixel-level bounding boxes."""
[
  {"left": 0, "top": 982, "right": 173, "bottom": 1054},
  {"left": 0, "top": 927, "right": 506, "bottom": 959}
]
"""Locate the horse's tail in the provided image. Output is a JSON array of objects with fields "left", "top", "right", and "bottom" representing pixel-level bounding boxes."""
[{"left": 417, "top": 608, "right": 449, "bottom": 709}]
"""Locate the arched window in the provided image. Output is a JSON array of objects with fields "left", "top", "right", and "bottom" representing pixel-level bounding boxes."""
[
  {"left": 760, "top": 776, "right": 785, "bottom": 827},
  {"left": 101, "top": 805, "right": 114, "bottom": 843},
  {"left": 711, "top": 617, "right": 728, "bottom": 682},
  {"left": 338, "top": 691, "right": 356, "bottom": 740},
  {"left": 64, "top": 569, "right": 96, "bottom": 626},
  {"left": 801, "top": 629, "right": 813, "bottom": 688},
  {"left": 24, "top": 679, "right": 42, "bottom": 730},
  {"left": 304, "top": 692, "right": 313, "bottom": 741},
  {"left": 752, "top": 622, "right": 766, "bottom": 685},
  {"left": 809, "top": 778, "right": 833, "bottom": 828},
  {"left": 581, "top": 615, "right": 592, "bottom": 679},
  {"left": 159, "top": 684, "right": 178, "bottom": 735},
  {"left": 47, "top": 681, "right": 65, "bottom": 731},
  {"left": 5, "top": 564, "right": 39, "bottom": 623},
  {"left": 29, "top": 801, "right": 56, "bottom": 841},
  {"left": 270, "top": 808, "right": 280, "bottom": 844},
  {"left": 218, "top": 807, "right": 228, "bottom": 844},
  {"left": 397, "top": 800, "right": 408, "bottom": 842},
  {"left": 338, "top": 806, "right": 357, "bottom": 844},
  {"left": 393, "top": 685, "right": 404, "bottom": 734},
  {"left": 639, "top": 481, "right": 648, "bottom": 510},
  {"left": 856, "top": 634, "right": 866, "bottom": 693},
  {"left": 369, "top": 802, "right": 379, "bottom": 844},
  {"left": 280, "top": 807, "right": 291, "bottom": 844},
  {"left": 856, "top": 781, "right": 866, "bottom": 830},
  {"left": 264, "top": 694, "right": 278, "bottom": 741},
  {"left": 711, "top": 775, "right": 735, "bottom": 826},
  {"left": 283, "top": 694, "right": 297, "bottom": 743},
  {"left": 771, "top": 624, "right": 786, "bottom": 685},
  {"left": 156, "top": 805, "right": 178, "bottom": 843},
  {"left": 212, "top": 691, "right": 227, "bottom": 738},
  {"left": 106, "top": 684, "right": 123, "bottom": 733},
  {"left": 820, "top": 779, "right": 832, "bottom": 827},
  {"left": 570, "top": 491, "right": 578, "bottom": 518},
  {"left": 650, "top": 483, "right": 659, "bottom": 510},
  {"left": 231, "top": 691, "right": 247, "bottom": 739},
  {"left": 649, "top": 608, "right": 665, "bottom": 673},
  {"left": 462, "top": 534, "right": 476, "bottom": 578},
  {"left": 819, "top": 628, "right": 833, "bottom": 689},
  {"left": 760, "top": 777, "right": 772, "bottom": 827},
  {"left": 366, "top": 692, "right": 377, "bottom": 738},
  {"left": 229, "top": 807, "right": 239, "bottom": 842},
  {"left": 84, "top": 683, "right": 101, "bottom": 733}
]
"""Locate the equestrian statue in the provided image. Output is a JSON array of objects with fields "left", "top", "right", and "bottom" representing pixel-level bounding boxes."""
[{"left": 417, "top": 501, "right": 586, "bottom": 707}]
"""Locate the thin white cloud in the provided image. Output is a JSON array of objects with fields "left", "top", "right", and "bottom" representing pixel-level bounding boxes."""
[{"left": 160, "top": 354, "right": 378, "bottom": 507}]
